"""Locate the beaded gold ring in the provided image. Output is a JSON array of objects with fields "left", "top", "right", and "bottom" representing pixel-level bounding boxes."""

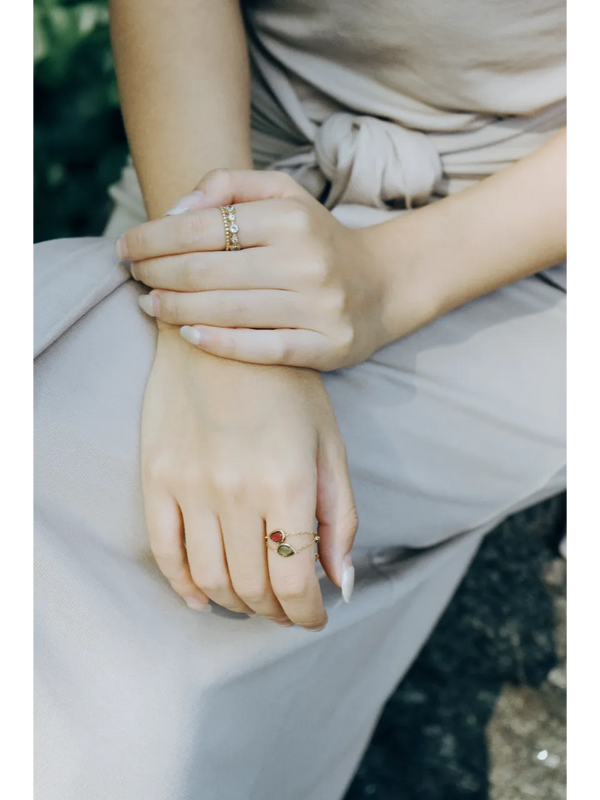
[{"left": 219, "top": 205, "right": 241, "bottom": 251}]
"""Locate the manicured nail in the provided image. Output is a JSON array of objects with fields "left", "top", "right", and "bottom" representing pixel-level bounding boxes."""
[
  {"left": 115, "top": 236, "right": 128, "bottom": 260},
  {"left": 185, "top": 597, "right": 212, "bottom": 612},
  {"left": 165, "top": 190, "right": 205, "bottom": 216},
  {"left": 138, "top": 294, "right": 159, "bottom": 317},
  {"left": 180, "top": 326, "right": 206, "bottom": 346},
  {"left": 341, "top": 554, "right": 355, "bottom": 603}
]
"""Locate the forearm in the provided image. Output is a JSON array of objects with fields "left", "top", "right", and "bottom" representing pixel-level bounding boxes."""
[
  {"left": 365, "top": 128, "right": 566, "bottom": 339},
  {"left": 109, "top": 0, "right": 252, "bottom": 219}
]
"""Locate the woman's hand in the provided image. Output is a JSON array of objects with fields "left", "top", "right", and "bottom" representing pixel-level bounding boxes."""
[
  {"left": 120, "top": 170, "right": 408, "bottom": 371},
  {"left": 140, "top": 324, "right": 358, "bottom": 628}
]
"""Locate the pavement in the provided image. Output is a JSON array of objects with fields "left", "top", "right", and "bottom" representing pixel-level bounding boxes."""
[{"left": 344, "top": 493, "right": 566, "bottom": 800}]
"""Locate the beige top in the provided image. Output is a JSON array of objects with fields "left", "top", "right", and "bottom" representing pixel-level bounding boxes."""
[{"left": 244, "top": 0, "right": 566, "bottom": 207}]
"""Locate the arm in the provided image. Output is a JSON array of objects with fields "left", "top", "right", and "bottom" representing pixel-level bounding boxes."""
[
  {"left": 108, "top": 1, "right": 357, "bottom": 625},
  {"left": 368, "top": 127, "right": 567, "bottom": 339},
  {"left": 109, "top": 0, "right": 253, "bottom": 218},
  {"left": 125, "top": 128, "right": 566, "bottom": 371}
]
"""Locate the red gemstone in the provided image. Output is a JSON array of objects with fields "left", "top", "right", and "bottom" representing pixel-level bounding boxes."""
[{"left": 269, "top": 530, "right": 284, "bottom": 543}]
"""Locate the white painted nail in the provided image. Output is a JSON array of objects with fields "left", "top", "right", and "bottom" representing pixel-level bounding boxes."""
[
  {"left": 185, "top": 598, "right": 212, "bottom": 612},
  {"left": 180, "top": 326, "right": 202, "bottom": 346},
  {"left": 164, "top": 206, "right": 188, "bottom": 216},
  {"left": 138, "top": 294, "right": 158, "bottom": 317},
  {"left": 341, "top": 554, "right": 355, "bottom": 603},
  {"left": 164, "top": 190, "right": 205, "bottom": 216}
]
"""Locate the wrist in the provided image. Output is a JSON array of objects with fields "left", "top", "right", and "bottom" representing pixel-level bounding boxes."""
[{"left": 356, "top": 214, "right": 444, "bottom": 344}]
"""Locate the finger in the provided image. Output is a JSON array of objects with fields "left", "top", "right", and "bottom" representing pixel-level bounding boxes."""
[
  {"left": 197, "top": 169, "right": 307, "bottom": 207},
  {"left": 220, "top": 513, "right": 292, "bottom": 626},
  {"left": 121, "top": 198, "right": 283, "bottom": 262},
  {"left": 179, "top": 325, "right": 332, "bottom": 369},
  {"left": 143, "top": 489, "right": 211, "bottom": 611},
  {"left": 182, "top": 508, "right": 255, "bottom": 615},
  {"left": 315, "top": 436, "right": 358, "bottom": 603},
  {"left": 266, "top": 494, "right": 327, "bottom": 631},
  {"left": 143, "top": 288, "right": 303, "bottom": 329},
  {"left": 132, "top": 249, "right": 293, "bottom": 292},
  {"left": 161, "top": 170, "right": 305, "bottom": 218}
]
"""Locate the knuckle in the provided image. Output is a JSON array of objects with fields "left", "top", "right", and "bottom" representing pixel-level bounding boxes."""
[
  {"left": 150, "top": 544, "right": 181, "bottom": 572},
  {"left": 234, "top": 580, "right": 270, "bottom": 607},
  {"left": 324, "top": 287, "right": 347, "bottom": 316},
  {"left": 144, "top": 454, "right": 173, "bottom": 484},
  {"left": 212, "top": 468, "right": 247, "bottom": 497},
  {"left": 202, "top": 168, "right": 231, "bottom": 195},
  {"left": 273, "top": 573, "right": 312, "bottom": 602},
  {"left": 336, "top": 321, "right": 355, "bottom": 353},
  {"left": 279, "top": 198, "right": 311, "bottom": 234},
  {"left": 178, "top": 212, "right": 206, "bottom": 246},
  {"left": 219, "top": 296, "right": 249, "bottom": 325},
  {"left": 306, "top": 256, "right": 329, "bottom": 284},
  {"left": 181, "top": 255, "right": 202, "bottom": 288},
  {"left": 189, "top": 567, "right": 230, "bottom": 597},
  {"left": 262, "top": 468, "right": 311, "bottom": 497}
]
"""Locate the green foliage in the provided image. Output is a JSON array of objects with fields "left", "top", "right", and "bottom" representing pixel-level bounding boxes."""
[{"left": 34, "top": 0, "right": 128, "bottom": 242}]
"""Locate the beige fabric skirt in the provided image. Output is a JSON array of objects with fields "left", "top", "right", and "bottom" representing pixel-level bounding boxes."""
[{"left": 34, "top": 192, "right": 565, "bottom": 798}]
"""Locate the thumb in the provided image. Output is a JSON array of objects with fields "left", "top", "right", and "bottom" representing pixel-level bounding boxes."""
[
  {"left": 164, "top": 169, "right": 304, "bottom": 216},
  {"left": 315, "top": 436, "right": 358, "bottom": 603}
]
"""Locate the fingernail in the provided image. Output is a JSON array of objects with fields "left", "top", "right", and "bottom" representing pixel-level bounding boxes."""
[
  {"left": 180, "top": 326, "right": 205, "bottom": 346},
  {"left": 165, "top": 190, "right": 205, "bottom": 216},
  {"left": 130, "top": 263, "right": 139, "bottom": 281},
  {"left": 341, "top": 554, "right": 355, "bottom": 603},
  {"left": 115, "top": 236, "right": 128, "bottom": 260},
  {"left": 185, "top": 597, "right": 212, "bottom": 612},
  {"left": 138, "top": 294, "right": 159, "bottom": 317}
]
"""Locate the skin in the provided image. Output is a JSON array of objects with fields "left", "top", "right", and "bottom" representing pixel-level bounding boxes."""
[
  {"left": 126, "top": 130, "right": 566, "bottom": 372},
  {"left": 110, "top": 0, "right": 565, "bottom": 627},
  {"left": 110, "top": 0, "right": 358, "bottom": 628}
]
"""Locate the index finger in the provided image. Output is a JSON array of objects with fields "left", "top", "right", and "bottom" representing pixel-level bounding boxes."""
[{"left": 119, "top": 202, "right": 273, "bottom": 262}]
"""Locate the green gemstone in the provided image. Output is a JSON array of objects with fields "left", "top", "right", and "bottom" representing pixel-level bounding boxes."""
[{"left": 277, "top": 544, "right": 295, "bottom": 557}]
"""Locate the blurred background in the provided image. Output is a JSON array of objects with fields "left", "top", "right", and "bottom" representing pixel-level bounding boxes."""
[
  {"left": 34, "top": 2, "right": 567, "bottom": 798},
  {"left": 34, "top": 0, "right": 127, "bottom": 242}
]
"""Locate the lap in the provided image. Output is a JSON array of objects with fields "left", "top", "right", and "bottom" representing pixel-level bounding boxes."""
[
  {"left": 34, "top": 234, "right": 565, "bottom": 553},
  {"left": 33, "top": 233, "right": 565, "bottom": 799}
]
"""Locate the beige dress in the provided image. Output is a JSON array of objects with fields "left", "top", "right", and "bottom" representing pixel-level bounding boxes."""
[{"left": 35, "top": 1, "right": 566, "bottom": 798}]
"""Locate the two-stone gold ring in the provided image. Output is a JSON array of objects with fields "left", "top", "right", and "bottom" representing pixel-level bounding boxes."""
[{"left": 266, "top": 530, "right": 320, "bottom": 561}]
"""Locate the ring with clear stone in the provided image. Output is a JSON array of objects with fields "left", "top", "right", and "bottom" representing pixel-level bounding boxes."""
[{"left": 219, "top": 205, "right": 241, "bottom": 251}]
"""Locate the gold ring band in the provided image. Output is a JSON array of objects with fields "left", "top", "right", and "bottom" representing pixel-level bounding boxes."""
[
  {"left": 266, "top": 529, "right": 320, "bottom": 559},
  {"left": 219, "top": 205, "right": 241, "bottom": 251}
]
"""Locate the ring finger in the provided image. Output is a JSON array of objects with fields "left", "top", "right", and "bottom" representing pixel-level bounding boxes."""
[{"left": 266, "top": 507, "right": 327, "bottom": 631}]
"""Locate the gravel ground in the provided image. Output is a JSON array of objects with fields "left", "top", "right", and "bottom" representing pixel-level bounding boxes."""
[{"left": 344, "top": 493, "right": 566, "bottom": 800}]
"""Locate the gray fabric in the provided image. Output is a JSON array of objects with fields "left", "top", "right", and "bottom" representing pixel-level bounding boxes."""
[
  {"left": 34, "top": 234, "right": 565, "bottom": 799},
  {"left": 36, "top": 1, "right": 565, "bottom": 796}
]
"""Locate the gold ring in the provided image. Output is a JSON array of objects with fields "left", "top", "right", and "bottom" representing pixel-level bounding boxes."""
[
  {"left": 219, "top": 205, "right": 241, "bottom": 251},
  {"left": 266, "top": 529, "right": 320, "bottom": 560}
]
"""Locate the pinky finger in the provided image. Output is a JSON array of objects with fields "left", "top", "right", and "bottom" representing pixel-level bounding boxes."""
[
  {"left": 179, "top": 325, "right": 330, "bottom": 369},
  {"left": 144, "top": 490, "right": 212, "bottom": 612}
]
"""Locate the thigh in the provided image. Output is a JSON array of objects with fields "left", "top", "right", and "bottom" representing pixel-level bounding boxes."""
[
  {"left": 34, "top": 235, "right": 564, "bottom": 800},
  {"left": 324, "top": 266, "right": 566, "bottom": 550}
]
